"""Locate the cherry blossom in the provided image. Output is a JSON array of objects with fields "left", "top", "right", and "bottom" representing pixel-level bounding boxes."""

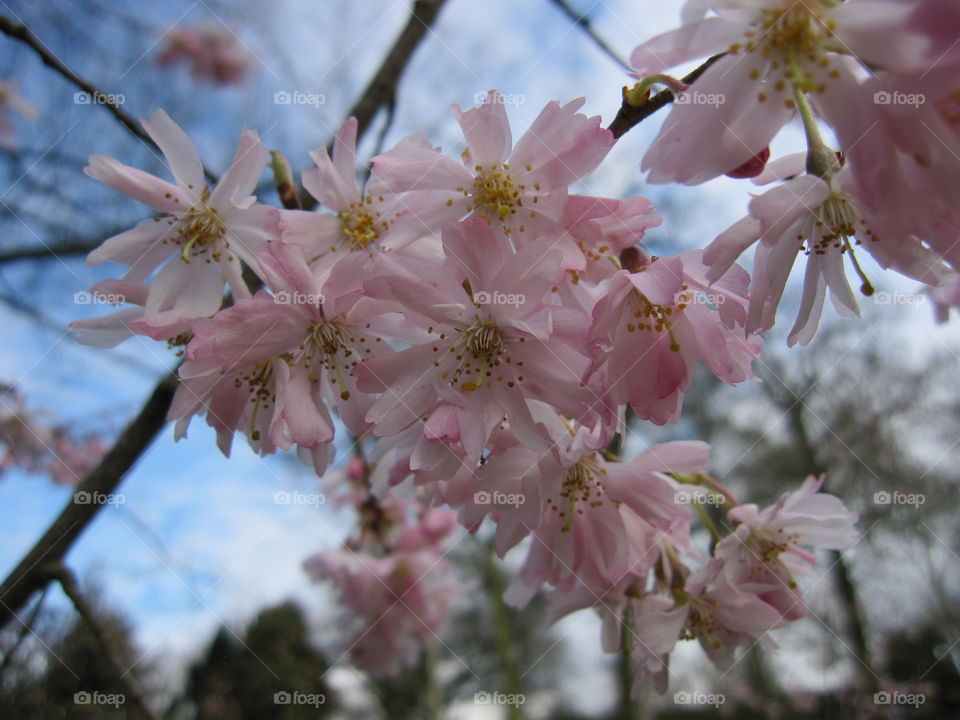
[{"left": 84, "top": 109, "right": 279, "bottom": 331}]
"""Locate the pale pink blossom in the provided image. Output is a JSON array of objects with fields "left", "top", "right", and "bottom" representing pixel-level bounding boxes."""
[
  {"left": 85, "top": 110, "right": 279, "bottom": 330},
  {"left": 631, "top": 0, "right": 933, "bottom": 184},
  {"left": 172, "top": 244, "right": 396, "bottom": 473},
  {"left": 357, "top": 217, "right": 599, "bottom": 454},
  {"left": 0, "top": 78, "right": 38, "bottom": 149},
  {"left": 589, "top": 249, "right": 759, "bottom": 424},
  {"left": 704, "top": 158, "right": 947, "bottom": 345},
  {"left": 280, "top": 118, "right": 443, "bottom": 269},
  {"left": 156, "top": 25, "right": 251, "bottom": 85},
  {"left": 368, "top": 90, "right": 614, "bottom": 241}
]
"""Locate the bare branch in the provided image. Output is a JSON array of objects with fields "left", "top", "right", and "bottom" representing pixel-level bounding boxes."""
[
  {"left": 0, "top": 14, "right": 218, "bottom": 183},
  {"left": 607, "top": 54, "right": 724, "bottom": 139},
  {"left": 547, "top": 0, "right": 631, "bottom": 71},
  {"left": 50, "top": 564, "right": 159, "bottom": 720},
  {"left": 0, "top": 376, "right": 177, "bottom": 631}
]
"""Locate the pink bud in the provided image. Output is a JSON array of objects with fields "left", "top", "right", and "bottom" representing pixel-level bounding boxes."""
[{"left": 725, "top": 146, "right": 770, "bottom": 179}]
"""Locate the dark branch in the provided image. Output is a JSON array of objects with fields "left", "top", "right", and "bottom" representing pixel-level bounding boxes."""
[
  {"left": 0, "top": 0, "right": 451, "bottom": 632},
  {"left": 0, "top": 14, "right": 218, "bottom": 183},
  {"left": 51, "top": 564, "right": 159, "bottom": 720},
  {"left": 607, "top": 54, "right": 724, "bottom": 139},
  {"left": 0, "top": 376, "right": 177, "bottom": 631},
  {"left": 547, "top": 0, "right": 630, "bottom": 71}
]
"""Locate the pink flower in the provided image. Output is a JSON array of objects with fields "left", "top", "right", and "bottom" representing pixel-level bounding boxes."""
[
  {"left": 280, "top": 118, "right": 441, "bottom": 269},
  {"left": 172, "top": 244, "right": 395, "bottom": 472},
  {"left": 156, "top": 25, "right": 251, "bottom": 85},
  {"left": 357, "top": 217, "right": 599, "bottom": 454},
  {"left": 704, "top": 158, "right": 946, "bottom": 345},
  {"left": 712, "top": 475, "right": 858, "bottom": 623},
  {"left": 465, "top": 418, "right": 709, "bottom": 605},
  {"left": 589, "top": 250, "right": 760, "bottom": 424},
  {"left": 85, "top": 110, "right": 279, "bottom": 329},
  {"left": 70, "top": 278, "right": 192, "bottom": 347},
  {"left": 368, "top": 90, "right": 614, "bottom": 240},
  {"left": 0, "top": 78, "right": 38, "bottom": 149},
  {"left": 304, "top": 546, "right": 458, "bottom": 676},
  {"left": 630, "top": 0, "right": 933, "bottom": 184}
]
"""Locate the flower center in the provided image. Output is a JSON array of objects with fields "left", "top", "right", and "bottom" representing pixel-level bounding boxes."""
[
  {"left": 295, "top": 317, "right": 360, "bottom": 400},
  {"left": 339, "top": 199, "right": 389, "bottom": 251},
  {"left": 234, "top": 360, "right": 276, "bottom": 441},
  {"left": 550, "top": 455, "right": 610, "bottom": 530},
  {"left": 626, "top": 286, "right": 684, "bottom": 352},
  {"left": 170, "top": 188, "right": 227, "bottom": 263},
  {"left": 467, "top": 163, "right": 525, "bottom": 225},
  {"left": 448, "top": 319, "right": 508, "bottom": 392},
  {"left": 733, "top": 2, "right": 839, "bottom": 101}
]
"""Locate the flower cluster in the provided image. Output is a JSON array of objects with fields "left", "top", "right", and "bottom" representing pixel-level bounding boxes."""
[
  {"left": 303, "top": 456, "right": 461, "bottom": 676},
  {"left": 632, "top": 0, "right": 960, "bottom": 344},
  {"left": 0, "top": 386, "right": 106, "bottom": 485},
  {"left": 156, "top": 25, "right": 251, "bottom": 86},
  {"left": 74, "top": 75, "right": 871, "bottom": 691}
]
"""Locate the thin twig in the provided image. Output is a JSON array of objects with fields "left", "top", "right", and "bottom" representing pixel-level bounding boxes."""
[
  {"left": 607, "top": 54, "right": 724, "bottom": 139},
  {"left": 0, "top": 586, "right": 48, "bottom": 677},
  {"left": 547, "top": 0, "right": 630, "bottom": 71},
  {"left": 0, "top": 14, "right": 218, "bottom": 183},
  {"left": 0, "top": 0, "right": 451, "bottom": 633}
]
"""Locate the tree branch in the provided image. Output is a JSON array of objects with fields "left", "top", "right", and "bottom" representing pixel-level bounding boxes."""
[
  {"left": 607, "top": 54, "right": 724, "bottom": 139},
  {"left": 0, "top": 376, "right": 177, "bottom": 631},
  {"left": 50, "top": 563, "right": 159, "bottom": 720},
  {"left": 0, "top": 0, "right": 451, "bottom": 634},
  {"left": 547, "top": 0, "right": 630, "bottom": 71},
  {"left": 0, "top": 14, "right": 217, "bottom": 183}
]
